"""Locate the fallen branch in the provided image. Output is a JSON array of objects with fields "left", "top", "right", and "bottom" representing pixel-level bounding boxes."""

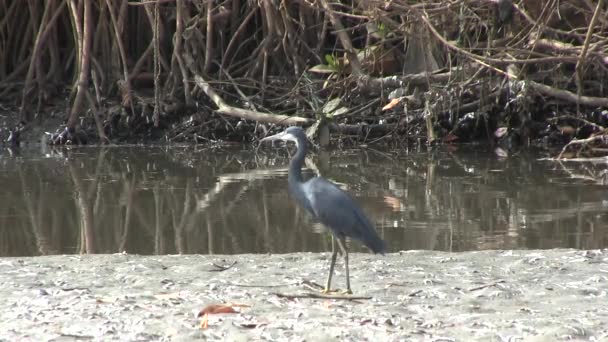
[
  {"left": 229, "top": 282, "right": 299, "bottom": 288},
  {"left": 553, "top": 156, "right": 608, "bottom": 163},
  {"left": 194, "top": 74, "right": 312, "bottom": 125},
  {"left": 547, "top": 115, "right": 605, "bottom": 132},
  {"left": 358, "top": 69, "right": 461, "bottom": 94},
  {"left": 273, "top": 292, "right": 371, "bottom": 300},
  {"left": 528, "top": 80, "right": 608, "bottom": 107},
  {"left": 558, "top": 132, "right": 608, "bottom": 159}
]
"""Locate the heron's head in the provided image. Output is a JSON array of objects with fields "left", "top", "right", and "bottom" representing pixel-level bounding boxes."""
[{"left": 260, "top": 126, "right": 306, "bottom": 147}]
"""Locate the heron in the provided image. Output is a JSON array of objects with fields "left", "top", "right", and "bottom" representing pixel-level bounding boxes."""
[{"left": 260, "top": 126, "right": 385, "bottom": 294}]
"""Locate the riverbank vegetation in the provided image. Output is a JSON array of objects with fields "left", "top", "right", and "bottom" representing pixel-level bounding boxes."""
[{"left": 1, "top": 0, "right": 607, "bottom": 157}]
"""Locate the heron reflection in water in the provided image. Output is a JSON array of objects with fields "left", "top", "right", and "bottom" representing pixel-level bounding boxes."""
[{"left": 260, "top": 126, "right": 385, "bottom": 294}]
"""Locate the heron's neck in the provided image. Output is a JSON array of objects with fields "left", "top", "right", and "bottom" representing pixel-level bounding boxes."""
[{"left": 288, "top": 138, "right": 307, "bottom": 184}]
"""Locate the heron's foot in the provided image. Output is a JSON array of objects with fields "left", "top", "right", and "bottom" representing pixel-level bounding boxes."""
[
  {"left": 321, "top": 287, "right": 353, "bottom": 295},
  {"left": 321, "top": 287, "right": 335, "bottom": 294}
]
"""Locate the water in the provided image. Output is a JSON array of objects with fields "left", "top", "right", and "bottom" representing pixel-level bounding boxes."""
[{"left": 1, "top": 144, "right": 607, "bottom": 256}]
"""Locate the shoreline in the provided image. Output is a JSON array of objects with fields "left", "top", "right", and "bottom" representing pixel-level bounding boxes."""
[{"left": 2, "top": 249, "right": 607, "bottom": 341}]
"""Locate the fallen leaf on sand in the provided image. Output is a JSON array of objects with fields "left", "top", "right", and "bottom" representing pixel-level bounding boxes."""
[
  {"left": 197, "top": 303, "right": 251, "bottom": 329},
  {"left": 200, "top": 313, "right": 210, "bottom": 329},
  {"left": 198, "top": 304, "right": 238, "bottom": 316}
]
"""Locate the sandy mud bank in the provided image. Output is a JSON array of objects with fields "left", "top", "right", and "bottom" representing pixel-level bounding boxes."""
[{"left": 1, "top": 250, "right": 607, "bottom": 341}]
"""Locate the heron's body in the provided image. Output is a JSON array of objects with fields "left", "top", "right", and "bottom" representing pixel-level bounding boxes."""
[
  {"left": 261, "top": 126, "right": 385, "bottom": 293},
  {"left": 291, "top": 172, "right": 386, "bottom": 255}
]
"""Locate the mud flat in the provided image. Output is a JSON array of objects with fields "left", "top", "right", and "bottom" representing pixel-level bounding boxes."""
[{"left": 1, "top": 250, "right": 607, "bottom": 341}]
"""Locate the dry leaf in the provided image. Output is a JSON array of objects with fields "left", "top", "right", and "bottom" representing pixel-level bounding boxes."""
[
  {"left": 382, "top": 98, "right": 402, "bottom": 111},
  {"left": 197, "top": 303, "right": 250, "bottom": 330},
  {"left": 198, "top": 304, "right": 238, "bottom": 316},
  {"left": 559, "top": 125, "right": 576, "bottom": 136},
  {"left": 199, "top": 313, "right": 209, "bottom": 329}
]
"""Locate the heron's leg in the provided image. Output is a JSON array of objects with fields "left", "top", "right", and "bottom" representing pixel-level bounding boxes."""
[
  {"left": 323, "top": 235, "right": 338, "bottom": 293},
  {"left": 335, "top": 236, "right": 352, "bottom": 294}
]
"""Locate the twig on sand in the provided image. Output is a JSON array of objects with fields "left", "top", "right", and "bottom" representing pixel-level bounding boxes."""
[
  {"left": 301, "top": 280, "right": 325, "bottom": 291},
  {"left": 273, "top": 292, "right": 372, "bottom": 300},
  {"left": 229, "top": 282, "right": 300, "bottom": 288},
  {"left": 468, "top": 280, "right": 506, "bottom": 292},
  {"left": 209, "top": 261, "right": 237, "bottom": 272}
]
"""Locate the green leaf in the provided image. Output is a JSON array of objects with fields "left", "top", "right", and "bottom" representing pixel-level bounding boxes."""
[
  {"left": 331, "top": 106, "right": 349, "bottom": 117},
  {"left": 323, "top": 98, "right": 341, "bottom": 114}
]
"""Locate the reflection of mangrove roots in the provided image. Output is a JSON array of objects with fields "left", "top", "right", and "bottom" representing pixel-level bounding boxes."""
[{"left": 47, "top": 127, "right": 89, "bottom": 145}]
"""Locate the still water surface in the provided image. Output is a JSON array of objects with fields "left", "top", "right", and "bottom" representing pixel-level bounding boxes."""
[{"left": 1, "top": 144, "right": 607, "bottom": 256}]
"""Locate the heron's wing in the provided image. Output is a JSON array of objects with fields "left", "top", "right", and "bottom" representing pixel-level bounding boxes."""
[
  {"left": 303, "top": 177, "right": 385, "bottom": 253},
  {"left": 288, "top": 180, "right": 318, "bottom": 222}
]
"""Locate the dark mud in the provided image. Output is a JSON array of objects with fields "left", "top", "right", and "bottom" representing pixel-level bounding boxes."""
[{"left": 1, "top": 250, "right": 607, "bottom": 341}]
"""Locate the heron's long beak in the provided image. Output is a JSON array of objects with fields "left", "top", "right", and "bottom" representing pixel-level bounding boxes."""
[{"left": 260, "top": 131, "right": 287, "bottom": 142}]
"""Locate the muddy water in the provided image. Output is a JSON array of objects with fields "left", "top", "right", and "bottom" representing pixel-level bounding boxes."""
[{"left": 0, "top": 144, "right": 607, "bottom": 256}]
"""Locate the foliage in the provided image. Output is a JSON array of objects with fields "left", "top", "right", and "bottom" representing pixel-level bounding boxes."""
[{"left": 0, "top": 0, "right": 607, "bottom": 153}]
